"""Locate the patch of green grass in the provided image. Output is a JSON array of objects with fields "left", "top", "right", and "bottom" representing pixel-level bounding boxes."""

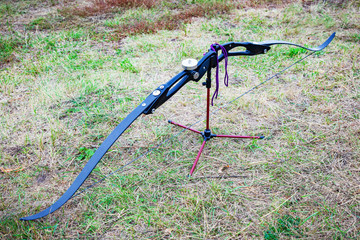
[
  {"left": 64, "top": 28, "right": 89, "bottom": 41},
  {"left": 0, "top": 35, "right": 25, "bottom": 65},
  {"left": 286, "top": 47, "right": 307, "bottom": 57},
  {"left": 26, "top": 17, "right": 53, "bottom": 30},
  {"left": 264, "top": 215, "right": 303, "bottom": 239},
  {"left": 350, "top": 33, "right": 360, "bottom": 42},
  {"left": 201, "top": 20, "right": 235, "bottom": 38},
  {"left": 0, "top": 3, "right": 16, "bottom": 17},
  {"left": 119, "top": 58, "right": 139, "bottom": 73},
  {"left": 76, "top": 147, "right": 96, "bottom": 162}
]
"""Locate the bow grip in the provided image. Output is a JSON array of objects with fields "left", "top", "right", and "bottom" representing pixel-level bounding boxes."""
[{"left": 142, "top": 72, "right": 191, "bottom": 115}]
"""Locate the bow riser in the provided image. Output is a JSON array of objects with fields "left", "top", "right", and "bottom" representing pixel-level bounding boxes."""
[
  {"left": 143, "top": 52, "right": 219, "bottom": 114},
  {"left": 143, "top": 72, "right": 190, "bottom": 115}
]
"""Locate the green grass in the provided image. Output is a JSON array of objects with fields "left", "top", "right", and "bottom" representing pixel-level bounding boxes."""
[
  {"left": 0, "top": 35, "right": 26, "bottom": 66},
  {"left": 0, "top": 0, "right": 359, "bottom": 239}
]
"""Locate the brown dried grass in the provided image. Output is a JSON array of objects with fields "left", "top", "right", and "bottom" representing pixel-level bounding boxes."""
[
  {"left": 72, "top": 0, "right": 158, "bottom": 17},
  {"left": 112, "top": 2, "right": 232, "bottom": 39}
]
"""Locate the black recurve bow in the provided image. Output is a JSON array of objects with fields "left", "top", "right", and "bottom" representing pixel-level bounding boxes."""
[{"left": 20, "top": 32, "right": 335, "bottom": 221}]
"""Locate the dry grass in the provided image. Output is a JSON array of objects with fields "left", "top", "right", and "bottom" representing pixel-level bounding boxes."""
[
  {"left": 68, "top": 0, "right": 159, "bottom": 17},
  {"left": 112, "top": 3, "right": 232, "bottom": 38},
  {"left": 0, "top": 0, "right": 359, "bottom": 239},
  {"left": 59, "top": 0, "right": 233, "bottom": 40}
]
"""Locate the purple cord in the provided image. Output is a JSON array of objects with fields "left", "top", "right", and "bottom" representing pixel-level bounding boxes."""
[{"left": 210, "top": 43, "right": 229, "bottom": 105}]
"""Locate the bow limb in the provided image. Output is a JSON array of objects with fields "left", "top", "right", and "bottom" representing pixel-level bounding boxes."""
[
  {"left": 258, "top": 32, "right": 336, "bottom": 51},
  {"left": 217, "top": 32, "right": 335, "bottom": 61},
  {"left": 21, "top": 71, "right": 191, "bottom": 221},
  {"left": 20, "top": 102, "right": 145, "bottom": 220}
]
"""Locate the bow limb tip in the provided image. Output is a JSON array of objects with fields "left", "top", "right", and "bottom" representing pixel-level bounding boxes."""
[{"left": 316, "top": 32, "right": 336, "bottom": 51}]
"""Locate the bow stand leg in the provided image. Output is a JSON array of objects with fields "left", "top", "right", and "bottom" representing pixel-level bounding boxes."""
[{"left": 169, "top": 65, "right": 264, "bottom": 176}]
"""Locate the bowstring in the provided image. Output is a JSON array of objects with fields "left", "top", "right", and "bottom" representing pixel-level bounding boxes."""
[{"left": 71, "top": 50, "right": 316, "bottom": 199}]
